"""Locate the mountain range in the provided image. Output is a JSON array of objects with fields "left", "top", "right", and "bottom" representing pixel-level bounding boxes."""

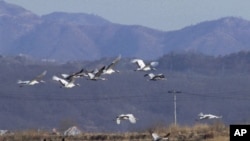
[{"left": 1, "top": 0, "right": 250, "bottom": 62}]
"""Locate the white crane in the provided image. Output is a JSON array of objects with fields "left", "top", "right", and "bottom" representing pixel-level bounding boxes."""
[
  {"left": 17, "top": 70, "right": 47, "bottom": 87},
  {"left": 52, "top": 75, "right": 79, "bottom": 88},
  {"left": 197, "top": 112, "right": 222, "bottom": 120},
  {"left": 86, "top": 66, "right": 106, "bottom": 80},
  {"left": 103, "top": 55, "right": 121, "bottom": 75},
  {"left": 61, "top": 68, "right": 87, "bottom": 80},
  {"left": 115, "top": 114, "right": 137, "bottom": 124},
  {"left": 131, "top": 59, "right": 159, "bottom": 71},
  {"left": 64, "top": 126, "right": 81, "bottom": 136},
  {"left": 151, "top": 132, "right": 170, "bottom": 141},
  {"left": 144, "top": 73, "right": 166, "bottom": 81}
]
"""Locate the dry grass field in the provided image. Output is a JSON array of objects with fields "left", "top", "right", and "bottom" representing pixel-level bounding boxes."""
[{"left": 0, "top": 123, "right": 229, "bottom": 141}]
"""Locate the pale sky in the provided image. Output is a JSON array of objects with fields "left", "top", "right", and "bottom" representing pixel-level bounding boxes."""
[{"left": 4, "top": 0, "right": 250, "bottom": 31}]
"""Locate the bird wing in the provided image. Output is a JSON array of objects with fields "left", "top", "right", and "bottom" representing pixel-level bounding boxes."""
[
  {"left": 17, "top": 80, "right": 30, "bottom": 84},
  {"left": 116, "top": 118, "right": 121, "bottom": 124},
  {"left": 63, "top": 74, "right": 76, "bottom": 80},
  {"left": 87, "top": 73, "right": 95, "bottom": 79},
  {"left": 95, "top": 66, "right": 106, "bottom": 77},
  {"left": 106, "top": 55, "right": 121, "bottom": 70},
  {"left": 150, "top": 61, "right": 159, "bottom": 67},
  {"left": 68, "top": 76, "right": 77, "bottom": 83},
  {"left": 154, "top": 74, "right": 165, "bottom": 79},
  {"left": 118, "top": 114, "right": 126, "bottom": 117},
  {"left": 163, "top": 133, "right": 170, "bottom": 138},
  {"left": 152, "top": 133, "right": 160, "bottom": 140},
  {"left": 218, "top": 115, "right": 222, "bottom": 118},
  {"left": 131, "top": 59, "right": 146, "bottom": 69},
  {"left": 52, "top": 76, "right": 68, "bottom": 86},
  {"left": 209, "top": 114, "right": 221, "bottom": 119},
  {"left": 199, "top": 116, "right": 207, "bottom": 120},
  {"left": 146, "top": 73, "right": 155, "bottom": 79},
  {"left": 31, "top": 70, "right": 47, "bottom": 81},
  {"left": 198, "top": 112, "right": 204, "bottom": 116},
  {"left": 158, "top": 74, "right": 165, "bottom": 78},
  {"left": 201, "top": 115, "right": 210, "bottom": 119},
  {"left": 210, "top": 115, "right": 217, "bottom": 118},
  {"left": 61, "top": 74, "right": 70, "bottom": 78},
  {"left": 62, "top": 68, "right": 86, "bottom": 80},
  {"left": 126, "top": 114, "right": 136, "bottom": 123},
  {"left": 74, "top": 68, "right": 86, "bottom": 77},
  {"left": 116, "top": 114, "right": 126, "bottom": 124},
  {"left": 75, "top": 68, "right": 84, "bottom": 74}
]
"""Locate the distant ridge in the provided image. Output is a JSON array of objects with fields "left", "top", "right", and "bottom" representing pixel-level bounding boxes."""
[
  {"left": 1, "top": 1, "right": 250, "bottom": 62},
  {"left": 42, "top": 12, "right": 111, "bottom": 25},
  {"left": 163, "top": 16, "right": 250, "bottom": 56}
]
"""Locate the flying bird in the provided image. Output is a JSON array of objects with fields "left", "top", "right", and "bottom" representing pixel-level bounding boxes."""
[
  {"left": 52, "top": 75, "right": 79, "bottom": 88},
  {"left": 151, "top": 132, "right": 170, "bottom": 141},
  {"left": 61, "top": 68, "right": 87, "bottom": 80},
  {"left": 103, "top": 55, "right": 121, "bottom": 75},
  {"left": 144, "top": 73, "right": 166, "bottom": 81},
  {"left": 86, "top": 66, "right": 106, "bottom": 80},
  {"left": 197, "top": 112, "right": 222, "bottom": 120},
  {"left": 131, "top": 59, "right": 159, "bottom": 71},
  {"left": 115, "top": 114, "right": 137, "bottom": 124},
  {"left": 17, "top": 70, "right": 47, "bottom": 87}
]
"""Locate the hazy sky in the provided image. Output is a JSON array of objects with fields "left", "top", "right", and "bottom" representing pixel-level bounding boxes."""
[{"left": 4, "top": 0, "right": 250, "bottom": 31}]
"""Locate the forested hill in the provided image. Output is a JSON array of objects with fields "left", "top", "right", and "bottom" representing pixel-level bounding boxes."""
[
  {"left": 2, "top": 51, "right": 250, "bottom": 74},
  {"left": 2, "top": 1, "right": 250, "bottom": 62},
  {"left": 0, "top": 52, "right": 250, "bottom": 131},
  {"left": 158, "top": 51, "right": 250, "bottom": 73}
]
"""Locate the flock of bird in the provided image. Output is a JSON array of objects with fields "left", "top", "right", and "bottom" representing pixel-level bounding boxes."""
[
  {"left": 113, "top": 112, "right": 222, "bottom": 140},
  {"left": 16, "top": 55, "right": 169, "bottom": 139},
  {"left": 17, "top": 55, "right": 166, "bottom": 88},
  {"left": 114, "top": 113, "right": 172, "bottom": 140},
  {"left": 16, "top": 55, "right": 222, "bottom": 140}
]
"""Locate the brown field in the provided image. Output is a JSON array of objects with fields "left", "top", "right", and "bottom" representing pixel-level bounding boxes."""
[{"left": 0, "top": 123, "right": 229, "bottom": 141}]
